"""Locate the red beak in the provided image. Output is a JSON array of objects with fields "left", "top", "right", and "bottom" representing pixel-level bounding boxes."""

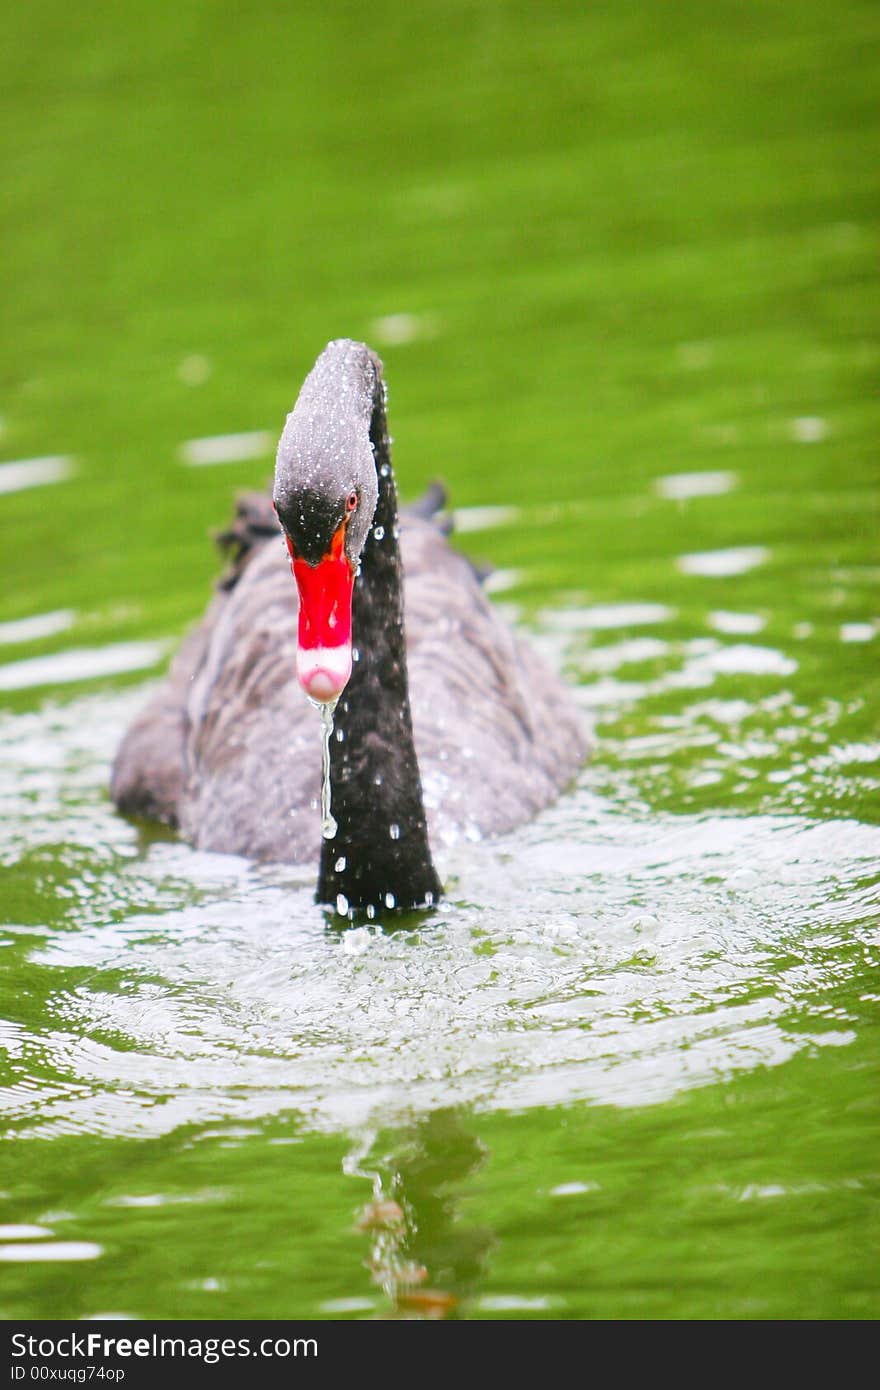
[{"left": 286, "top": 523, "right": 354, "bottom": 703}]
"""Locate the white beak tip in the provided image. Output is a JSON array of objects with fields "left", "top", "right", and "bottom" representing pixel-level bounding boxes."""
[{"left": 296, "top": 645, "right": 352, "bottom": 702}]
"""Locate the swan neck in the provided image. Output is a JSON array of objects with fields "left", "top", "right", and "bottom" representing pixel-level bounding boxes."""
[{"left": 316, "top": 395, "right": 441, "bottom": 913}]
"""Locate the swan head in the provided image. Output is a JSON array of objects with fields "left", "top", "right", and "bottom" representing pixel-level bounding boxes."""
[{"left": 273, "top": 340, "right": 382, "bottom": 703}]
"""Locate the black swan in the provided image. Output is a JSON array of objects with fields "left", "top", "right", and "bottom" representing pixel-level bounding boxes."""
[{"left": 111, "top": 339, "right": 587, "bottom": 912}]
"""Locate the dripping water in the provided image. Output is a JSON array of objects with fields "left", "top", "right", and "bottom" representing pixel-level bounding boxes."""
[{"left": 310, "top": 698, "right": 338, "bottom": 840}]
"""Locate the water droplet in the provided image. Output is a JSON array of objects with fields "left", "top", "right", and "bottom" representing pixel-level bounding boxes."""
[
  {"left": 380, "top": 463, "right": 391, "bottom": 478},
  {"left": 389, "top": 823, "right": 400, "bottom": 840},
  {"left": 336, "top": 893, "right": 349, "bottom": 915},
  {"left": 373, "top": 525, "right": 385, "bottom": 540},
  {"left": 424, "top": 891, "right": 434, "bottom": 906},
  {"left": 374, "top": 774, "right": 383, "bottom": 786},
  {"left": 352, "top": 647, "right": 360, "bottom": 663},
  {"left": 385, "top": 892, "right": 396, "bottom": 909},
  {"left": 366, "top": 903, "right": 376, "bottom": 920},
  {"left": 335, "top": 727, "right": 345, "bottom": 742},
  {"left": 335, "top": 856, "right": 346, "bottom": 872}
]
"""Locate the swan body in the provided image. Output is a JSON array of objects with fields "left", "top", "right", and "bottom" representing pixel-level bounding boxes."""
[{"left": 112, "top": 340, "right": 587, "bottom": 910}]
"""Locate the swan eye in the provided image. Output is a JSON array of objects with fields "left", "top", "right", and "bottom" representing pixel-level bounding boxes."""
[{"left": 345, "top": 490, "right": 358, "bottom": 514}]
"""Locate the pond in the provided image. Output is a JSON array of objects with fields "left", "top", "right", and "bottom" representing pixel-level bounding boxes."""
[{"left": 0, "top": 0, "right": 877, "bottom": 1319}]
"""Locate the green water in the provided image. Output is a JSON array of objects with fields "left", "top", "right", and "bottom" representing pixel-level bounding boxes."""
[{"left": 0, "top": 0, "right": 878, "bottom": 1320}]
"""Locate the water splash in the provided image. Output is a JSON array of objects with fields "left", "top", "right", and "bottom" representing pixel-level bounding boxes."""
[{"left": 0, "top": 676, "right": 878, "bottom": 1143}]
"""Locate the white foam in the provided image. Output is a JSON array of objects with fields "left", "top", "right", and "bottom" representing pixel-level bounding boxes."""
[
  {"left": 369, "top": 312, "right": 439, "bottom": 346},
  {"left": 0, "top": 641, "right": 168, "bottom": 692},
  {"left": 582, "top": 637, "right": 669, "bottom": 673},
  {"left": 678, "top": 547, "right": 769, "bottom": 577},
  {"left": 453, "top": 504, "right": 520, "bottom": 533},
  {"left": 790, "top": 416, "right": 827, "bottom": 444},
  {"left": 544, "top": 603, "right": 673, "bottom": 631},
  {"left": 840, "top": 623, "right": 875, "bottom": 643},
  {"left": 0, "top": 456, "right": 73, "bottom": 494},
  {"left": 180, "top": 431, "right": 274, "bottom": 466},
  {"left": 483, "top": 567, "right": 521, "bottom": 594},
  {"left": 709, "top": 611, "right": 765, "bottom": 636},
  {"left": 0, "top": 1242, "right": 102, "bottom": 1262},
  {"left": 686, "top": 643, "right": 797, "bottom": 679},
  {"left": 657, "top": 471, "right": 737, "bottom": 500},
  {"left": 0, "top": 609, "right": 75, "bottom": 645}
]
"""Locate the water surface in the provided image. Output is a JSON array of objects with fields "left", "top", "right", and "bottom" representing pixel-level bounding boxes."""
[{"left": 0, "top": 0, "right": 878, "bottom": 1320}]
